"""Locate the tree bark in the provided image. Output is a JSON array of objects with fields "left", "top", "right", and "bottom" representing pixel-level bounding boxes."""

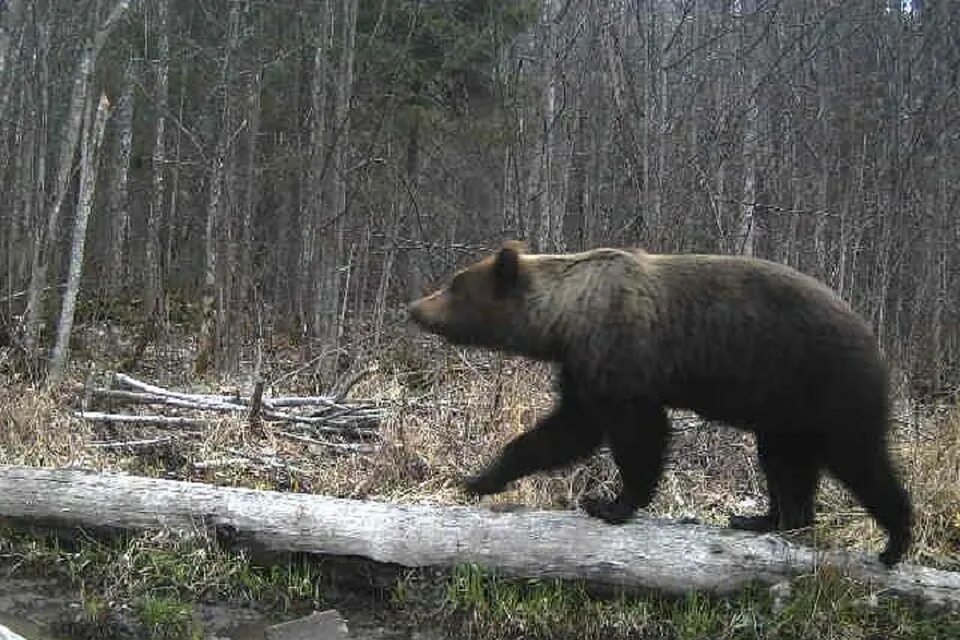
[
  {"left": 195, "top": 0, "right": 240, "bottom": 375},
  {"left": 106, "top": 57, "right": 137, "bottom": 293},
  {"left": 0, "top": 464, "right": 957, "bottom": 608},
  {"left": 145, "top": 0, "right": 169, "bottom": 320},
  {"left": 534, "top": 0, "right": 561, "bottom": 252},
  {"left": 21, "top": 0, "right": 130, "bottom": 362},
  {"left": 316, "top": 0, "right": 357, "bottom": 381},
  {"left": 48, "top": 93, "right": 112, "bottom": 381},
  {"left": 240, "top": 60, "right": 262, "bottom": 305},
  {"left": 307, "top": 0, "right": 333, "bottom": 342},
  {"left": 738, "top": 69, "right": 758, "bottom": 257},
  {"left": 0, "top": 0, "right": 25, "bottom": 126}
]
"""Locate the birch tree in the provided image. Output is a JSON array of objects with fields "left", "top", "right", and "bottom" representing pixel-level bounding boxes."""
[
  {"left": 49, "top": 93, "right": 112, "bottom": 381},
  {"left": 21, "top": 0, "right": 131, "bottom": 361}
]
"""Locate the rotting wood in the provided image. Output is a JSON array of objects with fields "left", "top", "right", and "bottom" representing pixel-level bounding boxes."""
[{"left": 0, "top": 464, "right": 957, "bottom": 609}]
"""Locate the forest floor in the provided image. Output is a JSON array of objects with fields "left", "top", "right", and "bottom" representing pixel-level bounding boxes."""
[{"left": 0, "top": 314, "right": 959, "bottom": 639}]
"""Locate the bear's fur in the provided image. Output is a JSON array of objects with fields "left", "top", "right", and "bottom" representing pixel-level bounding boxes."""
[{"left": 407, "top": 240, "right": 913, "bottom": 567}]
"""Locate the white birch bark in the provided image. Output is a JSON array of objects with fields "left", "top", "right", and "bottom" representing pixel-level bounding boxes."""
[
  {"left": 22, "top": 0, "right": 130, "bottom": 359},
  {"left": 48, "top": 93, "right": 112, "bottom": 381}
]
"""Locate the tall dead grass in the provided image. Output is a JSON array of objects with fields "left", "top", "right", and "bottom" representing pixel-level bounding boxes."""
[{"left": 0, "top": 381, "right": 94, "bottom": 468}]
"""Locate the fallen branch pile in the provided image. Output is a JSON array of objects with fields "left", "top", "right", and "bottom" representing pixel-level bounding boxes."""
[
  {"left": 75, "top": 372, "right": 385, "bottom": 457},
  {"left": 1, "top": 464, "right": 958, "bottom": 610}
]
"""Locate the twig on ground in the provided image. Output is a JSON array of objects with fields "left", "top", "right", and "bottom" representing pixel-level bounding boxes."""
[
  {"left": 277, "top": 430, "right": 379, "bottom": 454},
  {"left": 75, "top": 411, "right": 205, "bottom": 427},
  {"left": 87, "top": 387, "right": 247, "bottom": 412},
  {"left": 192, "top": 457, "right": 251, "bottom": 470},
  {"left": 224, "top": 447, "right": 308, "bottom": 474},
  {"left": 86, "top": 437, "right": 173, "bottom": 452}
]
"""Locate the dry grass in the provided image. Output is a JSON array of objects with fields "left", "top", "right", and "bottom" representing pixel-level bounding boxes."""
[
  {"left": 0, "top": 326, "right": 958, "bottom": 572},
  {"left": 0, "top": 380, "right": 94, "bottom": 468}
]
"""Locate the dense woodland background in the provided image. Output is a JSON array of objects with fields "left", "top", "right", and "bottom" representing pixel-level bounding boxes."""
[{"left": 0, "top": 0, "right": 957, "bottom": 397}]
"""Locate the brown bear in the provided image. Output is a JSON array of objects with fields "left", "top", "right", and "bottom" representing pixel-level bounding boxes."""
[{"left": 407, "top": 240, "right": 913, "bottom": 567}]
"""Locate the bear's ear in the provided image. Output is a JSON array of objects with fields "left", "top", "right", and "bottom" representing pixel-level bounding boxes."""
[{"left": 493, "top": 241, "right": 525, "bottom": 297}]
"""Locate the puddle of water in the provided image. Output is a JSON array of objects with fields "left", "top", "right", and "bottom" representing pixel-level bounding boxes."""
[{"left": 0, "top": 576, "right": 447, "bottom": 640}]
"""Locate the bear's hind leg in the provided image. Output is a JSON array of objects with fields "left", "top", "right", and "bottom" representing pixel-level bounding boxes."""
[
  {"left": 580, "top": 405, "right": 670, "bottom": 525},
  {"left": 730, "top": 431, "right": 819, "bottom": 534},
  {"left": 463, "top": 399, "right": 602, "bottom": 497},
  {"left": 823, "top": 436, "right": 912, "bottom": 567}
]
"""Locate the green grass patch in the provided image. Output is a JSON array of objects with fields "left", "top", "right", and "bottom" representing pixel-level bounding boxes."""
[
  {"left": 136, "top": 596, "right": 202, "bottom": 640},
  {"left": 0, "top": 527, "right": 325, "bottom": 637},
  {"left": 410, "top": 564, "right": 960, "bottom": 640},
  {"left": 3, "top": 528, "right": 960, "bottom": 640}
]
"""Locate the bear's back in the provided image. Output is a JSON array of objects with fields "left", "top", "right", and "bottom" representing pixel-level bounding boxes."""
[{"left": 636, "top": 252, "right": 886, "bottom": 427}]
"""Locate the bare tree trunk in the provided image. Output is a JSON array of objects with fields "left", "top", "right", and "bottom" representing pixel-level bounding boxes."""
[
  {"left": 643, "top": 8, "right": 663, "bottom": 245},
  {"left": 106, "top": 58, "right": 136, "bottom": 293},
  {"left": 0, "top": 0, "right": 23, "bottom": 79},
  {"left": 738, "top": 71, "right": 758, "bottom": 257},
  {"left": 400, "top": 121, "right": 424, "bottom": 302},
  {"left": 713, "top": 69, "right": 727, "bottom": 252},
  {"left": 145, "top": 0, "right": 169, "bottom": 320},
  {"left": 196, "top": 1, "right": 241, "bottom": 376},
  {"left": 4, "top": 83, "right": 26, "bottom": 300},
  {"left": 6, "top": 22, "right": 43, "bottom": 303},
  {"left": 308, "top": 0, "right": 333, "bottom": 343},
  {"left": 600, "top": 4, "right": 642, "bottom": 244},
  {"left": 534, "top": 0, "right": 559, "bottom": 252},
  {"left": 20, "top": 17, "right": 49, "bottom": 309},
  {"left": 240, "top": 61, "right": 262, "bottom": 305},
  {"left": 48, "top": 93, "right": 111, "bottom": 381},
  {"left": 164, "top": 61, "right": 186, "bottom": 299},
  {"left": 316, "top": 0, "right": 357, "bottom": 382},
  {"left": 122, "top": 0, "right": 168, "bottom": 372},
  {"left": 568, "top": 107, "right": 589, "bottom": 250},
  {"left": 373, "top": 193, "right": 401, "bottom": 347},
  {"left": 0, "top": 0, "right": 25, "bottom": 126},
  {"left": 21, "top": 0, "right": 130, "bottom": 362}
]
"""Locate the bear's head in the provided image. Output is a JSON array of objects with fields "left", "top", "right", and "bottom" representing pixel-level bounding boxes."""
[{"left": 408, "top": 240, "right": 530, "bottom": 352}]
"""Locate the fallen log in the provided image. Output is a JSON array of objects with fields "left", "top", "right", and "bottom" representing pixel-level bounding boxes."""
[{"left": 0, "top": 464, "right": 956, "bottom": 609}]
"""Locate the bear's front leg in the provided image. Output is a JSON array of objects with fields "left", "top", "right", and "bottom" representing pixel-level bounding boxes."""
[
  {"left": 462, "top": 400, "right": 602, "bottom": 497},
  {"left": 579, "top": 403, "right": 670, "bottom": 525}
]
